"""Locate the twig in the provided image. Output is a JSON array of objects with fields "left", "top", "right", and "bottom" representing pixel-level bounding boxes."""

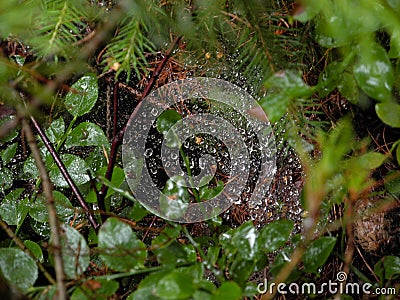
[
  {"left": 21, "top": 119, "right": 66, "bottom": 300},
  {"left": 30, "top": 116, "right": 100, "bottom": 231},
  {"left": 97, "top": 36, "right": 182, "bottom": 221},
  {"left": 113, "top": 81, "right": 118, "bottom": 138},
  {"left": 0, "top": 217, "right": 56, "bottom": 285}
]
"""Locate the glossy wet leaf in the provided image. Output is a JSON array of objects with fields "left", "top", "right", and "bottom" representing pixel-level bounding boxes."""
[
  {"left": 155, "top": 270, "right": 196, "bottom": 299},
  {"left": 86, "top": 166, "right": 125, "bottom": 203},
  {"left": 375, "top": 102, "right": 400, "bottom": 128},
  {"left": 0, "top": 166, "right": 13, "bottom": 192},
  {"left": 199, "top": 180, "right": 223, "bottom": 200},
  {"left": 23, "top": 240, "right": 43, "bottom": 263},
  {"left": 65, "top": 122, "right": 109, "bottom": 150},
  {"left": 338, "top": 72, "right": 358, "bottom": 104},
  {"left": 382, "top": 256, "right": 400, "bottom": 279},
  {"left": 128, "top": 200, "right": 149, "bottom": 221},
  {"left": 230, "top": 252, "right": 257, "bottom": 284},
  {"left": 156, "top": 109, "right": 182, "bottom": 135},
  {"left": 160, "top": 175, "right": 190, "bottom": 219},
  {"left": 55, "top": 225, "right": 90, "bottom": 279},
  {"left": 0, "top": 116, "right": 18, "bottom": 143},
  {"left": 220, "top": 221, "right": 260, "bottom": 261},
  {"left": 71, "top": 279, "right": 119, "bottom": 300},
  {"left": 1, "top": 142, "right": 17, "bottom": 164},
  {"left": 260, "top": 70, "right": 313, "bottom": 123},
  {"left": 389, "top": 29, "right": 400, "bottom": 58},
  {"left": 303, "top": 236, "right": 336, "bottom": 273},
  {"left": 155, "top": 241, "right": 197, "bottom": 266},
  {"left": 0, "top": 248, "right": 38, "bottom": 291},
  {"left": 318, "top": 61, "right": 342, "bottom": 97},
  {"left": 45, "top": 117, "right": 65, "bottom": 144},
  {"left": 270, "top": 249, "right": 300, "bottom": 282},
  {"left": 354, "top": 43, "right": 394, "bottom": 102},
  {"left": 49, "top": 154, "right": 90, "bottom": 187},
  {"left": 30, "top": 191, "right": 75, "bottom": 223},
  {"left": 127, "top": 270, "right": 171, "bottom": 300},
  {"left": 259, "top": 93, "right": 290, "bottom": 124},
  {"left": 260, "top": 219, "right": 294, "bottom": 253},
  {"left": 0, "top": 188, "right": 29, "bottom": 226},
  {"left": 98, "top": 217, "right": 146, "bottom": 271},
  {"left": 65, "top": 74, "right": 98, "bottom": 117},
  {"left": 211, "top": 281, "right": 241, "bottom": 300},
  {"left": 385, "top": 170, "right": 400, "bottom": 196}
]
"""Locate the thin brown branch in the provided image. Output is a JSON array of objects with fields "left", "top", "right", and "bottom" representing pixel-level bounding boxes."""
[
  {"left": 21, "top": 118, "right": 66, "bottom": 300},
  {"left": 0, "top": 217, "right": 56, "bottom": 285},
  {"left": 30, "top": 116, "right": 100, "bottom": 231},
  {"left": 97, "top": 35, "right": 182, "bottom": 221}
]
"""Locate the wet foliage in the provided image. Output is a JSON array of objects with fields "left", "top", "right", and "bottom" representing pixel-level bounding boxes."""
[{"left": 0, "top": 0, "right": 400, "bottom": 299}]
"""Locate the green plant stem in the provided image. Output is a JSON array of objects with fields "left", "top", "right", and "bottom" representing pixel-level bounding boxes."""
[{"left": 22, "top": 118, "right": 67, "bottom": 300}]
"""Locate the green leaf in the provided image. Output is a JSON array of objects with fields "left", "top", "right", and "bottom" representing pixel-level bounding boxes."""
[
  {"left": 0, "top": 189, "right": 29, "bottom": 226},
  {"left": 0, "top": 116, "right": 18, "bottom": 143},
  {"left": 259, "top": 219, "right": 294, "bottom": 253},
  {"left": 397, "top": 143, "right": 400, "bottom": 166},
  {"left": 1, "top": 142, "right": 17, "bottom": 165},
  {"left": 155, "top": 241, "right": 197, "bottom": 266},
  {"left": 260, "top": 70, "right": 313, "bottom": 123},
  {"left": 98, "top": 217, "right": 146, "bottom": 271},
  {"left": 57, "top": 225, "right": 90, "bottom": 279},
  {"left": 65, "top": 74, "right": 98, "bottom": 117},
  {"left": 49, "top": 154, "right": 90, "bottom": 187},
  {"left": 0, "top": 166, "right": 13, "bottom": 193},
  {"left": 45, "top": 117, "right": 65, "bottom": 144},
  {"left": 230, "top": 252, "right": 257, "bottom": 284},
  {"left": 293, "top": 0, "right": 326, "bottom": 22},
  {"left": 211, "top": 282, "right": 241, "bottom": 300},
  {"left": 269, "top": 248, "right": 300, "bottom": 282},
  {"left": 385, "top": 170, "right": 400, "bottom": 195},
  {"left": 128, "top": 200, "right": 149, "bottom": 221},
  {"left": 71, "top": 279, "right": 119, "bottom": 300},
  {"left": 259, "top": 93, "right": 290, "bottom": 124},
  {"left": 155, "top": 271, "right": 196, "bottom": 299},
  {"left": 127, "top": 270, "right": 171, "bottom": 300},
  {"left": 389, "top": 29, "right": 400, "bottom": 58},
  {"left": 0, "top": 248, "right": 38, "bottom": 291},
  {"left": 354, "top": 43, "right": 394, "bottom": 102},
  {"left": 303, "top": 236, "right": 336, "bottom": 273},
  {"left": 30, "top": 191, "right": 75, "bottom": 223},
  {"left": 338, "top": 72, "right": 359, "bottom": 104},
  {"left": 199, "top": 180, "right": 224, "bottom": 200},
  {"left": 156, "top": 109, "right": 182, "bottom": 135},
  {"left": 65, "top": 122, "right": 109, "bottom": 150},
  {"left": 318, "top": 61, "right": 342, "bottom": 97},
  {"left": 86, "top": 166, "right": 125, "bottom": 204},
  {"left": 23, "top": 240, "right": 44, "bottom": 263},
  {"left": 375, "top": 102, "right": 400, "bottom": 128},
  {"left": 382, "top": 256, "right": 400, "bottom": 279},
  {"left": 220, "top": 221, "right": 260, "bottom": 261}
]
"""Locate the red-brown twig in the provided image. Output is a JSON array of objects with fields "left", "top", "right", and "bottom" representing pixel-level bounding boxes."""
[
  {"left": 30, "top": 116, "right": 100, "bottom": 231},
  {"left": 97, "top": 36, "right": 182, "bottom": 221}
]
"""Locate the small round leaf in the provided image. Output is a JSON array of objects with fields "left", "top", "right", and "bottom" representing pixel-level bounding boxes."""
[{"left": 65, "top": 74, "right": 98, "bottom": 117}]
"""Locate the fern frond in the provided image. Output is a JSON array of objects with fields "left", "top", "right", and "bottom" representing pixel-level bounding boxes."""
[
  {"left": 28, "top": 0, "right": 92, "bottom": 59},
  {"left": 103, "top": 17, "right": 155, "bottom": 82}
]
